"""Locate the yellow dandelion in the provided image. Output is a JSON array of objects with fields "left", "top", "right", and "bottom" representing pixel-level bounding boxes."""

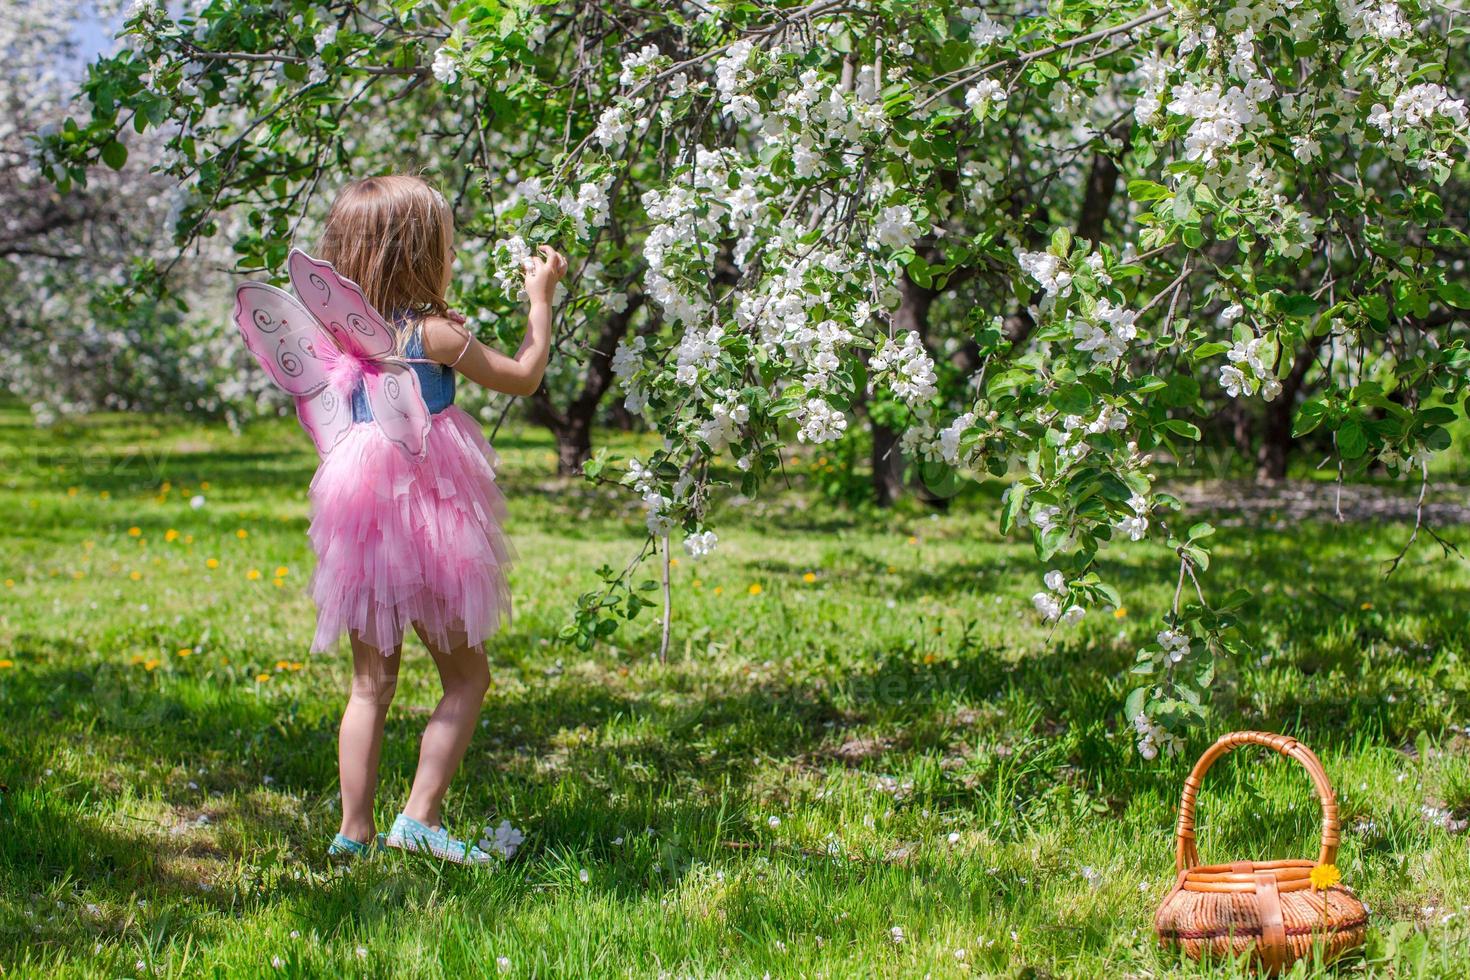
[
  {"left": 130, "top": 654, "right": 147, "bottom": 665},
  {"left": 802, "top": 572, "right": 817, "bottom": 583},
  {"left": 1113, "top": 607, "right": 1128, "bottom": 619},
  {"left": 129, "top": 570, "right": 143, "bottom": 581},
  {"left": 72, "top": 570, "right": 85, "bottom": 580},
  {"left": 256, "top": 672, "right": 272, "bottom": 683},
  {"left": 669, "top": 558, "right": 679, "bottom": 567},
  {"left": 206, "top": 558, "right": 219, "bottom": 569},
  {"left": 907, "top": 536, "right": 918, "bottom": 545},
  {"left": 1360, "top": 602, "right": 1373, "bottom": 611},
  {"left": 923, "top": 653, "right": 938, "bottom": 664},
  {"left": 99, "top": 490, "right": 110, "bottom": 500},
  {"left": 143, "top": 659, "right": 160, "bottom": 671},
  {"left": 200, "top": 481, "right": 211, "bottom": 491},
  {"left": 67, "top": 486, "right": 79, "bottom": 497},
  {"left": 236, "top": 528, "right": 248, "bottom": 539},
  {"left": 128, "top": 526, "right": 142, "bottom": 537},
  {"left": 165, "top": 529, "right": 179, "bottom": 542},
  {"left": 161, "top": 481, "right": 172, "bottom": 493},
  {"left": 886, "top": 565, "right": 896, "bottom": 574},
  {"left": 275, "top": 660, "right": 291, "bottom": 670},
  {"left": 273, "top": 577, "right": 285, "bottom": 588},
  {"left": 246, "top": 569, "right": 261, "bottom": 581},
  {"left": 289, "top": 661, "right": 304, "bottom": 672},
  {"left": 1309, "top": 863, "right": 1340, "bottom": 891},
  {"left": 747, "top": 583, "right": 763, "bottom": 596},
  {"left": 177, "top": 648, "right": 192, "bottom": 657},
  {"left": 713, "top": 586, "right": 724, "bottom": 596},
  {"left": 274, "top": 566, "right": 289, "bottom": 577},
  {"left": 0, "top": 659, "right": 14, "bottom": 669}
]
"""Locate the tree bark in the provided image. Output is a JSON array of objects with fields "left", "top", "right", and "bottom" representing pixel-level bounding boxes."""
[
  {"left": 527, "top": 295, "right": 644, "bottom": 476},
  {"left": 1075, "top": 151, "right": 1120, "bottom": 246},
  {"left": 870, "top": 271, "right": 948, "bottom": 508},
  {"left": 1255, "top": 335, "right": 1326, "bottom": 481}
]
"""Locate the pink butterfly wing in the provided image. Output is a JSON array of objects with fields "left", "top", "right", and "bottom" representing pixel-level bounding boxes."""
[
  {"left": 288, "top": 248, "right": 431, "bottom": 459},
  {"left": 232, "top": 283, "right": 331, "bottom": 396},
  {"left": 293, "top": 388, "right": 354, "bottom": 457},
  {"left": 287, "top": 249, "right": 398, "bottom": 359},
  {"left": 363, "top": 361, "right": 431, "bottom": 459},
  {"left": 232, "top": 282, "right": 352, "bottom": 455}
]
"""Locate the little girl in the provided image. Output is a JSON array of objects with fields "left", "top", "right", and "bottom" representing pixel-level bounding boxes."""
[{"left": 309, "top": 174, "right": 565, "bottom": 863}]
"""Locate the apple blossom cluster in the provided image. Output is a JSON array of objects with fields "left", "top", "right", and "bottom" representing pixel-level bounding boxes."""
[
  {"left": 1032, "top": 569, "right": 1085, "bottom": 625},
  {"left": 1218, "top": 335, "right": 1282, "bottom": 401},
  {"left": 872, "top": 330, "right": 939, "bottom": 403},
  {"left": 1132, "top": 711, "right": 1185, "bottom": 760},
  {"left": 1071, "top": 299, "right": 1139, "bottom": 366},
  {"left": 1116, "top": 493, "right": 1150, "bottom": 543}
]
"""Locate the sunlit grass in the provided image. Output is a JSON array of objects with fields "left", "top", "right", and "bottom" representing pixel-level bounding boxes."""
[{"left": 2, "top": 405, "right": 1469, "bottom": 976}]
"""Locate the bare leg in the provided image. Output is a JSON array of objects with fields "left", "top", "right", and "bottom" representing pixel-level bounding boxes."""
[
  {"left": 338, "top": 633, "right": 401, "bottom": 843},
  {"left": 401, "top": 626, "right": 491, "bottom": 828}
]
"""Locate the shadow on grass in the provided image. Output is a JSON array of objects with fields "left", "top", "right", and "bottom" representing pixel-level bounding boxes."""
[{"left": 7, "top": 578, "right": 1456, "bottom": 963}]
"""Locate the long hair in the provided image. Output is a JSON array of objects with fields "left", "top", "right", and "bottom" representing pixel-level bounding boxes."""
[{"left": 317, "top": 175, "right": 454, "bottom": 341}]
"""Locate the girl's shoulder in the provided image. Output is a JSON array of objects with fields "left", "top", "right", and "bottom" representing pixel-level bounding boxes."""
[{"left": 418, "top": 312, "right": 473, "bottom": 365}]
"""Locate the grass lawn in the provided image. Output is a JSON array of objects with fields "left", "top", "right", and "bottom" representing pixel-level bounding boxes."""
[{"left": 2, "top": 404, "right": 1469, "bottom": 977}]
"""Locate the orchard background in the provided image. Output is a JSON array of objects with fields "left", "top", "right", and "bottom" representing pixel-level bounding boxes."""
[{"left": 3, "top": 0, "right": 1470, "bottom": 975}]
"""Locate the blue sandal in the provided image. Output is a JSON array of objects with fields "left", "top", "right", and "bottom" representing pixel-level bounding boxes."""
[
  {"left": 327, "top": 832, "right": 380, "bottom": 858},
  {"left": 382, "top": 813, "right": 495, "bottom": 865}
]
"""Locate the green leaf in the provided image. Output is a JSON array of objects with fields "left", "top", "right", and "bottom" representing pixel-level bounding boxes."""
[
  {"left": 1293, "top": 400, "right": 1328, "bottom": 437},
  {"left": 1278, "top": 294, "right": 1321, "bottom": 318},
  {"left": 1437, "top": 282, "right": 1470, "bottom": 310},
  {"left": 1127, "top": 179, "right": 1170, "bottom": 202},
  {"left": 1158, "top": 419, "right": 1202, "bottom": 441},
  {"left": 1337, "top": 419, "right": 1369, "bottom": 459},
  {"left": 999, "top": 485, "right": 1026, "bottom": 535},
  {"left": 101, "top": 140, "right": 128, "bottom": 170}
]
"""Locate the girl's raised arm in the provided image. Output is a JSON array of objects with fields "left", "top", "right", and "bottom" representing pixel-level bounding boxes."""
[{"left": 422, "top": 245, "right": 567, "bottom": 397}]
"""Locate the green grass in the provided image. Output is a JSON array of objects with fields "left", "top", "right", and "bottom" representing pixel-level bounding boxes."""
[{"left": 2, "top": 404, "right": 1469, "bottom": 977}]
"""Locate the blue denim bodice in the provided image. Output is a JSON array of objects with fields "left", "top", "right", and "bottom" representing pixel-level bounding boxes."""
[{"left": 350, "top": 315, "right": 456, "bottom": 422}]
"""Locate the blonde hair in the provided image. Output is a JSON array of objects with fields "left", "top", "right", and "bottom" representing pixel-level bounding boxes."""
[{"left": 317, "top": 174, "right": 454, "bottom": 327}]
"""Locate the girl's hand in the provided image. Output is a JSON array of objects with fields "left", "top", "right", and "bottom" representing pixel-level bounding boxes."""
[{"left": 523, "top": 245, "right": 568, "bottom": 305}]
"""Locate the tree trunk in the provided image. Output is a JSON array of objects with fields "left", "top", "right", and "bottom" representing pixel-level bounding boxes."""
[
  {"left": 1254, "top": 335, "right": 1327, "bottom": 481},
  {"left": 871, "top": 271, "right": 950, "bottom": 508},
  {"left": 871, "top": 421, "right": 906, "bottom": 507},
  {"left": 1076, "top": 151, "right": 1120, "bottom": 245},
  {"left": 1256, "top": 400, "right": 1293, "bottom": 481}
]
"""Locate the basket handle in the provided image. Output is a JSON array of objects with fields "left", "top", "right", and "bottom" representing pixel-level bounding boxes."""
[{"left": 1174, "top": 730, "right": 1339, "bottom": 873}]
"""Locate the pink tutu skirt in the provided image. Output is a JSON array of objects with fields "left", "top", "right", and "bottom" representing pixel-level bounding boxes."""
[{"left": 307, "top": 406, "right": 514, "bottom": 653}]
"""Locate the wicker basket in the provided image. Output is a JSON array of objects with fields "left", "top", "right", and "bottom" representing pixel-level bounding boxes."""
[{"left": 1154, "top": 731, "right": 1368, "bottom": 972}]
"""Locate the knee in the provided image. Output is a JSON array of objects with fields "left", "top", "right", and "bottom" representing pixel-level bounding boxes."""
[
  {"left": 349, "top": 670, "right": 399, "bottom": 708},
  {"left": 449, "top": 659, "right": 491, "bottom": 702}
]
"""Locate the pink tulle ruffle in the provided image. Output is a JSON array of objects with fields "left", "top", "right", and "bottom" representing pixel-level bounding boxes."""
[{"left": 307, "top": 406, "right": 513, "bottom": 653}]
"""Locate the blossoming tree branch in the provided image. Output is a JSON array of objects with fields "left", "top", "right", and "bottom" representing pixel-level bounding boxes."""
[{"left": 40, "top": 0, "right": 1470, "bottom": 755}]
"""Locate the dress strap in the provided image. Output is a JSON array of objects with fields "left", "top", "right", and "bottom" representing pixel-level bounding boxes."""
[{"left": 448, "top": 323, "right": 474, "bottom": 367}]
